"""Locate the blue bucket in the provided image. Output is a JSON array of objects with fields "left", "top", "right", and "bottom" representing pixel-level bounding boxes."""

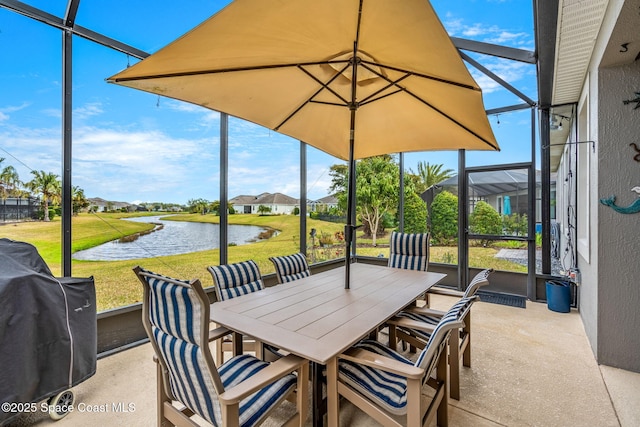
[{"left": 545, "top": 280, "right": 571, "bottom": 313}]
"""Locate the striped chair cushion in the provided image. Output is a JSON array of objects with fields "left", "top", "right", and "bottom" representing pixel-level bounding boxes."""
[
  {"left": 209, "top": 260, "right": 264, "bottom": 301},
  {"left": 142, "top": 269, "right": 221, "bottom": 424},
  {"left": 463, "top": 268, "right": 493, "bottom": 298},
  {"left": 414, "top": 297, "right": 475, "bottom": 370},
  {"left": 153, "top": 327, "right": 221, "bottom": 425},
  {"left": 269, "top": 253, "right": 310, "bottom": 284},
  {"left": 142, "top": 269, "right": 295, "bottom": 427},
  {"left": 388, "top": 232, "right": 429, "bottom": 271},
  {"left": 219, "top": 354, "right": 298, "bottom": 427},
  {"left": 338, "top": 339, "right": 414, "bottom": 415},
  {"left": 144, "top": 269, "right": 203, "bottom": 345}
]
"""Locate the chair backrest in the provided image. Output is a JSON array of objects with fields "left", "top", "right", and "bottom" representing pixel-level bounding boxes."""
[
  {"left": 269, "top": 253, "right": 310, "bottom": 284},
  {"left": 463, "top": 268, "right": 494, "bottom": 298},
  {"left": 207, "top": 260, "right": 264, "bottom": 301},
  {"left": 133, "top": 267, "right": 224, "bottom": 425},
  {"left": 414, "top": 296, "right": 477, "bottom": 372},
  {"left": 388, "top": 231, "right": 429, "bottom": 271}
]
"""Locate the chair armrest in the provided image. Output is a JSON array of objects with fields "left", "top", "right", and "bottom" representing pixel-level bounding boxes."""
[
  {"left": 387, "top": 316, "right": 436, "bottom": 334},
  {"left": 339, "top": 347, "right": 423, "bottom": 380},
  {"left": 427, "top": 286, "right": 464, "bottom": 298},
  {"left": 405, "top": 306, "right": 445, "bottom": 317},
  {"left": 219, "top": 354, "right": 308, "bottom": 404},
  {"left": 208, "top": 326, "right": 232, "bottom": 341}
]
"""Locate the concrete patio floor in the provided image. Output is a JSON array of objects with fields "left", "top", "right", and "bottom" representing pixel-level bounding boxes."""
[{"left": 7, "top": 294, "right": 640, "bottom": 427}]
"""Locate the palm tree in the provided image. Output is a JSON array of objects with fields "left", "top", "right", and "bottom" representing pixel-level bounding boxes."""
[
  {"left": 0, "top": 159, "right": 22, "bottom": 200},
  {"left": 25, "top": 170, "right": 61, "bottom": 221},
  {"left": 410, "top": 161, "right": 454, "bottom": 194},
  {"left": 72, "top": 186, "right": 89, "bottom": 215}
]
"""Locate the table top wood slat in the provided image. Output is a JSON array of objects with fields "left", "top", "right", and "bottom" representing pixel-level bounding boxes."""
[{"left": 210, "top": 263, "right": 446, "bottom": 364}]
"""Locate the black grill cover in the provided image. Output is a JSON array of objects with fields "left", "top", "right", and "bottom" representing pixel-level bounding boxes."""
[{"left": 0, "top": 239, "right": 96, "bottom": 423}]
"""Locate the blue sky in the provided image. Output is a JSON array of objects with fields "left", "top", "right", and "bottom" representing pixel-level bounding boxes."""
[{"left": 0, "top": 0, "right": 537, "bottom": 205}]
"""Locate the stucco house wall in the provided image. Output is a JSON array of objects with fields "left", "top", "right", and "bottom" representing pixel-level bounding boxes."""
[{"left": 555, "top": 0, "right": 640, "bottom": 372}]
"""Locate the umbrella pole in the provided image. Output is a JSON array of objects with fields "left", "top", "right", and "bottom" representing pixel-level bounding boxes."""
[
  {"left": 345, "top": 137, "right": 356, "bottom": 290},
  {"left": 344, "top": 42, "right": 360, "bottom": 289}
]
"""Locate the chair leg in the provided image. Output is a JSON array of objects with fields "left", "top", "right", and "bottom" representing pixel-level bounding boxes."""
[
  {"left": 406, "top": 378, "right": 422, "bottom": 427},
  {"left": 222, "top": 403, "right": 240, "bottom": 427},
  {"left": 463, "top": 315, "right": 472, "bottom": 368},
  {"left": 216, "top": 336, "right": 225, "bottom": 366},
  {"left": 296, "top": 362, "right": 309, "bottom": 427},
  {"left": 436, "top": 345, "right": 449, "bottom": 427},
  {"left": 388, "top": 324, "right": 397, "bottom": 351},
  {"left": 156, "top": 359, "right": 169, "bottom": 427},
  {"left": 232, "top": 331, "right": 243, "bottom": 356},
  {"left": 449, "top": 328, "right": 461, "bottom": 400}
]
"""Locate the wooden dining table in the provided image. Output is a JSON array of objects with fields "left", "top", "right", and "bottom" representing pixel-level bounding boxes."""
[{"left": 209, "top": 262, "right": 446, "bottom": 426}]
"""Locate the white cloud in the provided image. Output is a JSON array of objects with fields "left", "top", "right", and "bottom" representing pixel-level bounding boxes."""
[
  {"left": 0, "top": 102, "right": 30, "bottom": 121},
  {"left": 74, "top": 102, "right": 104, "bottom": 120},
  {"left": 442, "top": 17, "right": 533, "bottom": 50}
]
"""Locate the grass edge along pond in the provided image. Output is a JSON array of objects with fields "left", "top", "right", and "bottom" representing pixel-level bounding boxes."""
[{"left": 1, "top": 212, "right": 526, "bottom": 311}]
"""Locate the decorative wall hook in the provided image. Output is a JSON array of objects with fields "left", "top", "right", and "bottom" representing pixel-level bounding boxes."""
[
  {"left": 631, "top": 143, "right": 640, "bottom": 162},
  {"left": 600, "top": 187, "right": 640, "bottom": 214},
  {"left": 623, "top": 91, "right": 640, "bottom": 109}
]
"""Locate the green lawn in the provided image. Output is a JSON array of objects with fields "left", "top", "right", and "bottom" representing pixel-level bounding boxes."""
[{"left": 1, "top": 212, "right": 525, "bottom": 311}]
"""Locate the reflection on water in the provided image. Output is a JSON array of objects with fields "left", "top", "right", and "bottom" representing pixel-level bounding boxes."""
[{"left": 73, "top": 216, "right": 269, "bottom": 261}]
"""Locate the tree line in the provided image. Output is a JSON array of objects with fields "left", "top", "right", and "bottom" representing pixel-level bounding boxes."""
[
  {"left": 328, "top": 156, "right": 453, "bottom": 245},
  {"left": 0, "top": 158, "right": 89, "bottom": 221}
]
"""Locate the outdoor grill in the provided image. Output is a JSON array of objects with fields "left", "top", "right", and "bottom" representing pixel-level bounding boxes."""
[{"left": 0, "top": 238, "right": 96, "bottom": 423}]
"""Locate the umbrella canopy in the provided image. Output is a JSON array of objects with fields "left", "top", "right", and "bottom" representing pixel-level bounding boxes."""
[
  {"left": 108, "top": 0, "right": 497, "bottom": 158},
  {"left": 107, "top": 0, "right": 499, "bottom": 287}
]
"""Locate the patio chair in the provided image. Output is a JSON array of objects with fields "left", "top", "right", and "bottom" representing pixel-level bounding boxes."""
[
  {"left": 133, "top": 266, "right": 308, "bottom": 427},
  {"left": 424, "top": 268, "right": 494, "bottom": 308},
  {"left": 328, "top": 300, "right": 470, "bottom": 427},
  {"left": 269, "top": 253, "right": 311, "bottom": 284},
  {"left": 207, "top": 260, "right": 282, "bottom": 364},
  {"left": 388, "top": 274, "right": 488, "bottom": 400},
  {"left": 381, "top": 231, "right": 430, "bottom": 344},
  {"left": 388, "top": 231, "right": 429, "bottom": 272}
]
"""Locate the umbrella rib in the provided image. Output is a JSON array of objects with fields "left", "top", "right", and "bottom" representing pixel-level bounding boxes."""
[
  {"left": 403, "top": 87, "right": 499, "bottom": 150},
  {"left": 355, "top": 62, "right": 498, "bottom": 150},
  {"left": 108, "top": 61, "right": 345, "bottom": 83},
  {"left": 298, "top": 65, "right": 350, "bottom": 106},
  {"left": 358, "top": 73, "right": 412, "bottom": 105},
  {"left": 274, "top": 64, "right": 350, "bottom": 131},
  {"left": 358, "top": 89, "right": 404, "bottom": 107},
  {"left": 360, "top": 59, "right": 480, "bottom": 92}
]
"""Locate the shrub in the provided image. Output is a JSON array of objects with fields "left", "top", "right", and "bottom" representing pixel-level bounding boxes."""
[
  {"left": 469, "top": 201, "right": 502, "bottom": 245},
  {"left": 502, "top": 213, "right": 528, "bottom": 236},
  {"left": 319, "top": 232, "right": 334, "bottom": 246},
  {"left": 403, "top": 190, "right": 427, "bottom": 234},
  {"left": 430, "top": 191, "right": 458, "bottom": 245}
]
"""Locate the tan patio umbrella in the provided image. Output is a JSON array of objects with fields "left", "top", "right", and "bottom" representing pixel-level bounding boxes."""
[{"left": 107, "top": 0, "right": 499, "bottom": 287}]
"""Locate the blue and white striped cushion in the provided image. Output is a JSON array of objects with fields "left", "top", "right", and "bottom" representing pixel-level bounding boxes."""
[
  {"left": 269, "top": 253, "right": 310, "bottom": 284},
  {"left": 209, "top": 261, "right": 264, "bottom": 301},
  {"left": 153, "top": 327, "right": 221, "bottom": 425},
  {"left": 338, "top": 339, "right": 414, "bottom": 415},
  {"left": 142, "top": 270, "right": 221, "bottom": 425},
  {"left": 463, "top": 268, "right": 493, "bottom": 298},
  {"left": 145, "top": 271, "right": 202, "bottom": 344},
  {"left": 388, "top": 232, "right": 429, "bottom": 271},
  {"left": 219, "top": 354, "right": 298, "bottom": 427},
  {"left": 143, "top": 269, "right": 295, "bottom": 427},
  {"left": 396, "top": 296, "right": 472, "bottom": 343},
  {"left": 414, "top": 298, "right": 474, "bottom": 369}
]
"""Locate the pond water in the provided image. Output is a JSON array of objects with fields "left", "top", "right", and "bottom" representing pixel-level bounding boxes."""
[{"left": 72, "top": 216, "right": 269, "bottom": 261}]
